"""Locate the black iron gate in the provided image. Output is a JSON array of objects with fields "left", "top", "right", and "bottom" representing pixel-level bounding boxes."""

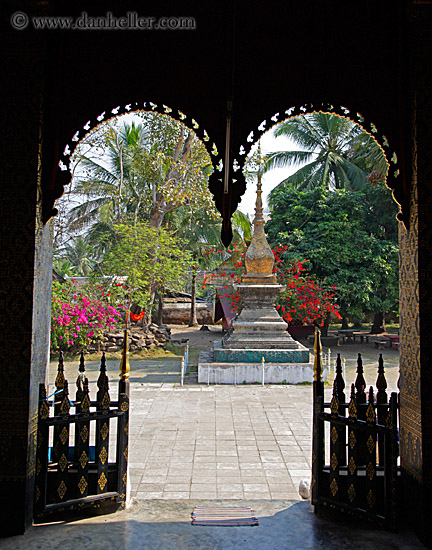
[
  {"left": 34, "top": 333, "right": 130, "bottom": 522},
  {"left": 311, "top": 330, "right": 400, "bottom": 531}
]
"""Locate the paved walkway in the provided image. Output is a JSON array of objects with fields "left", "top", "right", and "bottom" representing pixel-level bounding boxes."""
[
  {"left": 129, "top": 383, "right": 311, "bottom": 500},
  {"left": 47, "top": 342, "right": 399, "bottom": 502}
]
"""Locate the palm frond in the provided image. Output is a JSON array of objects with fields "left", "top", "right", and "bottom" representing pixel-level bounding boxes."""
[
  {"left": 274, "top": 118, "right": 321, "bottom": 150},
  {"left": 232, "top": 210, "right": 252, "bottom": 243},
  {"left": 263, "top": 150, "right": 316, "bottom": 172},
  {"left": 276, "top": 159, "right": 323, "bottom": 189},
  {"left": 67, "top": 197, "right": 112, "bottom": 231},
  {"left": 78, "top": 156, "right": 119, "bottom": 184}
]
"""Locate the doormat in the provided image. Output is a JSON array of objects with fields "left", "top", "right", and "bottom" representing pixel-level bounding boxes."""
[{"left": 191, "top": 506, "right": 259, "bottom": 527}]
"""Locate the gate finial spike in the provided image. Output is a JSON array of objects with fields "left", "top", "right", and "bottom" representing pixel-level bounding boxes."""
[
  {"left": 79, "top": 350, "right": 85, "bottom": 373},
  {"left": 355, "top": 353, "right": 366, "bottom": 398},
  {"left": 313, "top": 328, "right": 323, "bottom": 382},
  {"left": 330, "top": 379, "right": 339, "bottom": 415},
  {"left": 60, "top": 380, "right": 71, "bottom": 416},
  {"left": 348, "top": 383, "right": 357, "bottom": 419},
  {"left": 119, "top": 329, "right": 130, "bottom": 381},
  {"left": 55, "top": 351, "right": 65, "bottom": 390},
  {"left": 76, "top": 351, "right": 88, "bottom": 397},
  {"left": 335, "top": 353, "right": 345, "bottom": 402},
  {"left": 97, "top": 352, "right": 108, "bottom": 391}
]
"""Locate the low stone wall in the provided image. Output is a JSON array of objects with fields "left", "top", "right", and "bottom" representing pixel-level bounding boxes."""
[
  {"left": 162, "top": 301, "right": 213, "bottom": 325},
  {"left": 89, "top": 324, "right": 171, "bottom": 353}
]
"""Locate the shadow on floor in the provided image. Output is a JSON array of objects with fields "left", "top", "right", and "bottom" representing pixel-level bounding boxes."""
[{"left": 3, "top": 500, "right": 424, "bottom": 550}]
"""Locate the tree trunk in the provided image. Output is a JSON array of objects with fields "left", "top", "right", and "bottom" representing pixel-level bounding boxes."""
[
  {"left": 147, "top": 288, "right": 156, "bottom": 325},
  {"left": 371, "top": 312, "right": 386, "bottom": 334},
  {"left": 148, "top": 204, "right": 166, "bottom": 228},
  {"left": 115, "top": 133, "right": 124, "bottom": 223},
  {"left": 321, "top": 311, "right": 331, "bottom": 337},
  {"left": 341, "top": 317, "right": 349, "bottom": 330},
  {"left": 189, "top": 269, "right": 198, "bottom": 327},
  {"left": 156, "top": 293, "right": 164, "bottom": 326},
  {"left": 148, "top": 194, "right": 177, "bottom": 229}
]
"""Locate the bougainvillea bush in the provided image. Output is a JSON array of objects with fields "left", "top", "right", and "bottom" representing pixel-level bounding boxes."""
[
  {"left": 273, "top": 250, "right": 341, "bottom": 325},
  {"left": 51, "top": 281, "right": 124, "bottom": 352},
  {"left": 203, "top": 243, "right": 341, "bottom": 326}
]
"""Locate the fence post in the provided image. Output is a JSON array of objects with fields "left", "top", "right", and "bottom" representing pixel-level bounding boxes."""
[
  {"left": 376, "top": 354, "right": 388, "bottom": 466},
  {"left": 34, "top": 384, "right": 49, "bottom": 518},
  {"left": 52, "top": 352, "right": 66, "bottom": 463},
  {"left": 347, "top": 383, "right": 358, "bottom": 508},
  {"left": 335, "top": 353, "right": 346, "bottom": 466},
  {"left": 76, "top": 378, "right": 91, "bottom": 499},
  {"left": 117, "top": 329, "right": 130, "bottom": 507},
  {"left": 96, "top": 353, "right": 110, "bottom": 495},
  {"left": 355, "top": 353, "right": 367, "bottom": 465},
  {"left": 385, "top": 392, "right": 399, "bottom": 531},
  {"left": 329, "top": 380, "right": 340, "bottom": 502},
  {"left": 365, "top": 386, "right": 378, "bottom": 515},
  {"left": 181, "top": 356, "right": 185, "bottom": 387},
  {"left": 184, "top": 340, "right": 189, "bottom": 375},
  {"left": 56, "top": 379, "right": 71, "bottom": 503},
  {"left": 312, "top": 328, "right": 324, "bottom": 509}
]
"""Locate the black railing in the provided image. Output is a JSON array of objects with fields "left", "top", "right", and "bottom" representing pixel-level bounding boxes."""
[
  {"left": 34, "top": 342, "right": 130, "bottom": 521},
  {"left": 312, "top": 332, "right": 399, "bottom": 531}
]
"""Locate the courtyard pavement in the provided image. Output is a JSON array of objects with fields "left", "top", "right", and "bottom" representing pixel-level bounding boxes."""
[{"left": 47, "top": 336, "right": 400, "bottom": 502}]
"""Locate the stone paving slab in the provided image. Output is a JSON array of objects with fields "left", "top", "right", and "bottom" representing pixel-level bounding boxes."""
[{"left": 48, "top": 345, "right": 399, "bottom": 502}]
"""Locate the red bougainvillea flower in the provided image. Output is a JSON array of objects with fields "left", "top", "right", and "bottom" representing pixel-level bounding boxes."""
[{"left": 202, "top": 242, "right": 340, "bottom": 326}]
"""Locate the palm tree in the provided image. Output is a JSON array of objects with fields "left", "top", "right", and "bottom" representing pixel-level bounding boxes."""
[
  {"left": 66, "top": 121, "right": 148, "bottom": 234},
  {"left": 55, "top": 236, "right": 95, "bottom": 276},
  {"left": 264, "top": 111, "right": 392, "bottom": 333},
  {"left": 264, "top": 112, "right": 388, "bottom": 190}
]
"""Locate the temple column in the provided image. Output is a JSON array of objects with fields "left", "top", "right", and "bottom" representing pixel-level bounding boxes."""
[
  {"left": 399, "top": 7, "right": 432, "bottom": 544},
  {"left": 0, "top": 34, "right": 52, "bottom": 537}
]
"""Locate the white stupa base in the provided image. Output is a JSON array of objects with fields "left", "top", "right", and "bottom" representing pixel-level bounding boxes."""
[{"left": 198, "top": 351, "right": 326, "bottom": 385}]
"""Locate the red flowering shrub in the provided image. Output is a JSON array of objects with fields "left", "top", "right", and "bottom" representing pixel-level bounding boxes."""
[{"left": 203, "top": 243, "right": 341, "bottom": 325}]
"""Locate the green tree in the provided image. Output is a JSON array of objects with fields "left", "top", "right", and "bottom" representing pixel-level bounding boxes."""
[
  {"left": 164, "top": 205, "right": 252, "bottom": 325},
  {"left": 103, "top": 222, "right": 193, "bottom": 319},
  {"left": 54, "top": 235, "right": 95, "bottom": 276},
  {"left": 66, "top": 114, "right": 215, "bottom": 235},
  {"left": 263, "top": 112, "right": 388, "bottom": 190},
  {"left": 52, "top": 258, "right": 75, "bottom": 278},
  {"left": 265, "top": 185, "right": 399, "bottom": 332}
]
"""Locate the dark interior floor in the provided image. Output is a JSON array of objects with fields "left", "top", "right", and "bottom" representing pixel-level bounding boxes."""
[{"left": 1, "top": 499, "right": 425, "bottom": 550}]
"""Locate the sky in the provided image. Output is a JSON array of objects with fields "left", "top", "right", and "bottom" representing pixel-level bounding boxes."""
[{"left": 237, "top": 131, "right": 303, "bottom": 219}]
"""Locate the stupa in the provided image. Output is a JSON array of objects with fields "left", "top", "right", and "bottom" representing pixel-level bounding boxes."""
[{"left": 198, "top": 170, "right": 317, "bottom": 384}]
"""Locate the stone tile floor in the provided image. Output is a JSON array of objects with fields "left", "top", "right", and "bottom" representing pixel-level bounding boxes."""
[
  {"left": 4, "top": 500, "right": 425, "bottom": 549},
  {"left": 47, "top": 343, "right": 400, "bottom": 502},
  {"left": 128, "top": 383, "right": 312, "bottom": 500}
]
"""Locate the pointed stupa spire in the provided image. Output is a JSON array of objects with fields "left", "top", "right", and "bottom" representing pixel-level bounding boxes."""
[{"left": 242, "top": 142, "right": 277, "bottom": 284}]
